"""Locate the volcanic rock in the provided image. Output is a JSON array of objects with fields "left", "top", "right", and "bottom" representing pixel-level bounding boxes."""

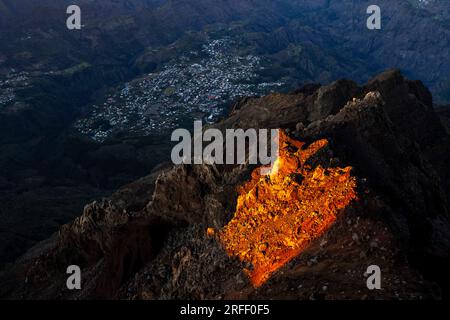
[{"left": 0, "top": 70, "right": 449, "bottom": 300}]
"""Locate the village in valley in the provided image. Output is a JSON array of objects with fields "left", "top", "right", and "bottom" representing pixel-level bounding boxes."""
[
  {"left": 0, "top": 70, "right": 29, "bottom": 111},
  {"left": 74, "top": 38, "right": 284, "bottom": 142}
]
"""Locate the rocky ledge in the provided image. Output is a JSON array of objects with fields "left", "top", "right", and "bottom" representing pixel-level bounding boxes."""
[{"left": 1, "top": 69, "right": 449, "bottom": 300}]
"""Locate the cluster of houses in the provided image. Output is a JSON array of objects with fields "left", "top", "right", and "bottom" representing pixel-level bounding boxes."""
[{"left": 74, "top": 38, "right": 283, "bottom": 142}]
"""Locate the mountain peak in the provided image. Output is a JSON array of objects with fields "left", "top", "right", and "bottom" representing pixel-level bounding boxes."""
[{"left": 1, "top": 70, "right": 449, "bottom": 300}]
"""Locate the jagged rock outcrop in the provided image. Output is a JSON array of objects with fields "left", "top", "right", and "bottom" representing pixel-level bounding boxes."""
[{"left": 1, "top": 70, "right": 449, "bottom": 300}]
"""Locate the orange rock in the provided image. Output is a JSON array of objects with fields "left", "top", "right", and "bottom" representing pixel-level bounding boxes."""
[
  {"left": 206, "top": 228, "right": 215, "bottom": 238},
  {"left": 219, "top": 130, "right": 358, "bottom": 287}
]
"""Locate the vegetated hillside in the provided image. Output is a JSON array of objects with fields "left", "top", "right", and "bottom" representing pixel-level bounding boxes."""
[
  {"left": 2, "top": 0, "right": 450, "bottom": 98},
  {"left": 1, "top": 70, "right": 449, "bottom": 300}
]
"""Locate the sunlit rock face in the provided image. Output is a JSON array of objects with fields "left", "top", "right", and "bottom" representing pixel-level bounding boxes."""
[
  {"left": 2, "top": 71, "right": 449, "bottom": 300},
  {"left": 219, "top": 130, "right": 358, "bottom": 287}
]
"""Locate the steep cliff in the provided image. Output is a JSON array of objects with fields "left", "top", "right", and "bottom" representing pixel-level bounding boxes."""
[{"left": 1, "top": 70, "right": 449, "bottom": 300}]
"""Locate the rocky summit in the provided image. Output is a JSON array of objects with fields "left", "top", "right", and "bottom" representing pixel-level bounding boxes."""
[
  {"left": 3, "top": 0, "right": 450, "bottom": 269},
  {"left": 1, "top": 70, "right": 450, "bottom": 300}
]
